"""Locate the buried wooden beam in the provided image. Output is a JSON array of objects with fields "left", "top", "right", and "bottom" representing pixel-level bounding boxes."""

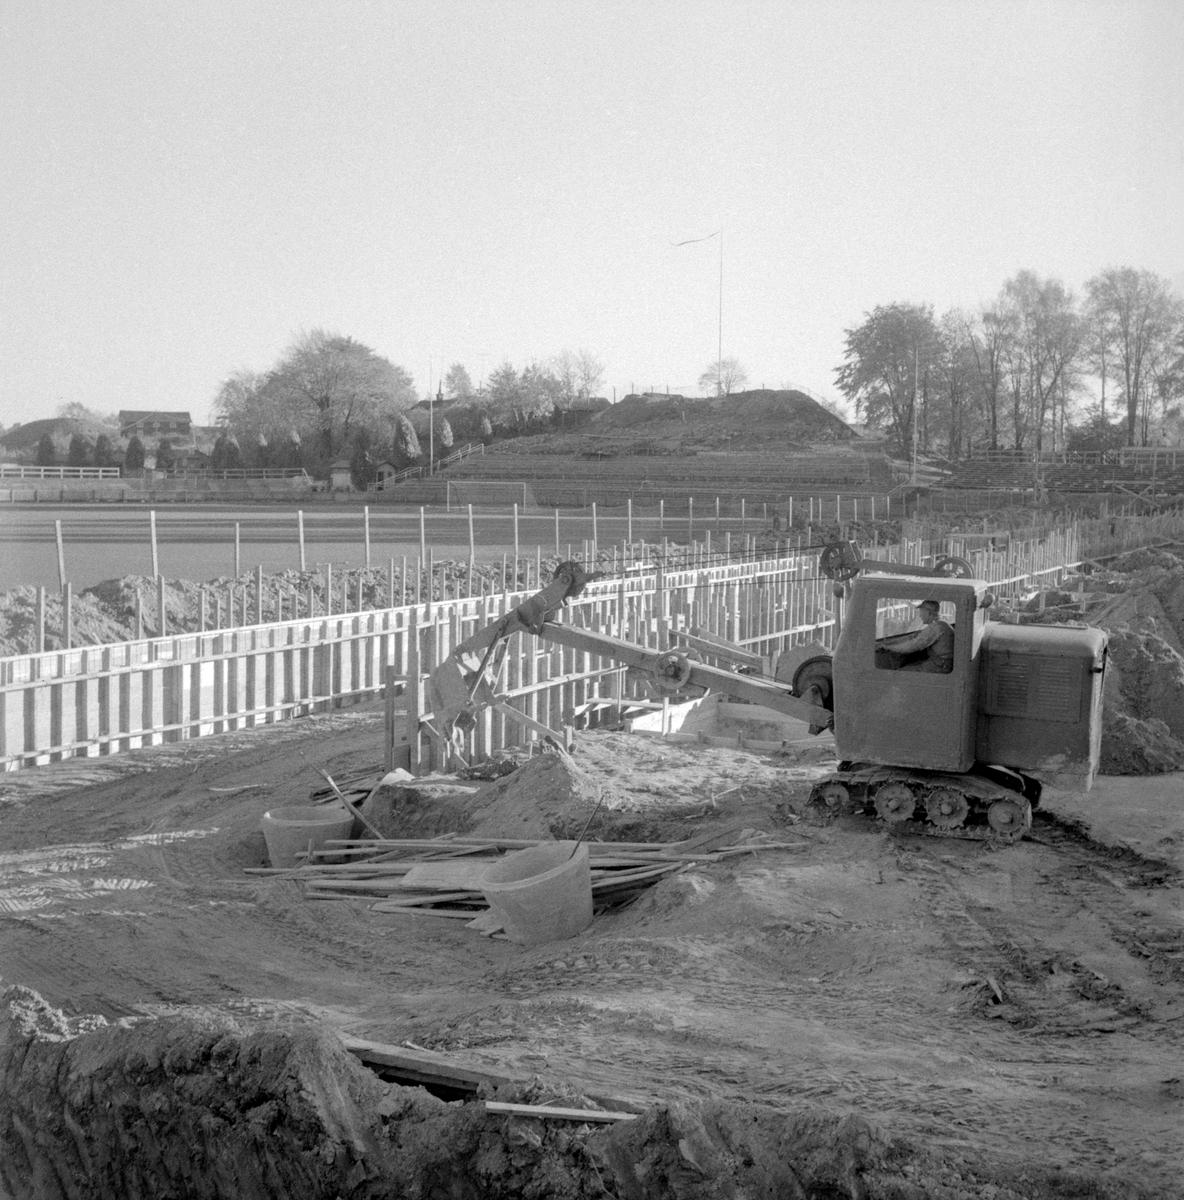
[
  {"left": 340, "top": 1036, "right": 520, "bottom": 1092},
  {"left": 485, "top": 1102, "right": 638, "bottom": 1123}
]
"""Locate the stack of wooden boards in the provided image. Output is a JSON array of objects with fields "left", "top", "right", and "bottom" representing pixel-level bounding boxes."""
[{"left": 243, "top": 823, "right": 807, "bottom": 938}]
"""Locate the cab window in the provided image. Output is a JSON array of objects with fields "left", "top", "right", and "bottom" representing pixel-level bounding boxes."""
[{"left": 873, "top": 597, "right": 956, "bottom": 673}]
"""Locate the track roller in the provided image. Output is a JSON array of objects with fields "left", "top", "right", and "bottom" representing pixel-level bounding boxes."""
[{"left": 874, "top": 782, "right": 916, "bottom": 823}]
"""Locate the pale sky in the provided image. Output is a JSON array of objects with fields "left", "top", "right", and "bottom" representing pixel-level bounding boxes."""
[{"left": 1, "top": 0, "right": 1181, "bottom": 428}]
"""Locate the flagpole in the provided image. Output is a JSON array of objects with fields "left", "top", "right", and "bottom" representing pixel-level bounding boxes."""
[{"left": 717, "top": 230, "right": 723, "bottom": 395}]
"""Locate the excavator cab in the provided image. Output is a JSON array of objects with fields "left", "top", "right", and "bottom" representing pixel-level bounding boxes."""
[{"left": 831, "top": 577, "right": 990, "bottom": 774}]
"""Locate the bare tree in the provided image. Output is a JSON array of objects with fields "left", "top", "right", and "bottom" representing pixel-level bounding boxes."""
[
  {"left": 699, "top": 358, "right": 748, "bottom": 396},
  {"left": 965, "top": 298, "right": 1017, "bottom": 451},
  {"left": 1002, "top": 272, "right": 1082, "bottom": 453},
  {"left": 551, "top": 349, "right": 606, "bottom": 403},
  {"left": 1086, "top": 267, "right": 1179, "bottom": 446},
  {"left": 935, "top": 310, "right": 982, "bottom": 459}
]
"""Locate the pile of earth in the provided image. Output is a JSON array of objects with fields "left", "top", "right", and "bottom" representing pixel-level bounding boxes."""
[
  {"left": 495, "top": 390, "right": 860, "bottom": 456},
  {"left": 364, "top": 748, "right": 660, "bottom": 842},
  {"left": 0, "top": 986, "right": 1136, "bottom": 1200},
  {"left": 1020, "top": 547, "right": 1184, "bottom": 774},
  {"left": 0, "top": 556, "right": 590, "bottom": 656}
]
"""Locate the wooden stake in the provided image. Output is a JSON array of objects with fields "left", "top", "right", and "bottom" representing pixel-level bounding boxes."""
[
  {"left": 150, "top": 509, "right": 159, "bottom": 577},
  {"left": 234, "top": 522, "right": 241, "bottom": 577},
  {"left": 364, "top": 505, "right": 371, "bottom": 568},
  {"left": 298, "top": 509, "right": 306, "bottom": 571},
  {"left": 63, "top": 581, "right": 72, "bottom": 650},
  {"left": 156, "top": 574, "right": 166, "bottom": 637},
  {"left": 255, "top": 564, "right": 264, "bottom": 624},
  {"left": 36, "top": 586, "right": 45, "bottom": 653}
]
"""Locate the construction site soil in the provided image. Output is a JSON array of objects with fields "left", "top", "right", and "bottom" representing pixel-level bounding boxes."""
[{"left": 2, "top": 707, "right": 1183, "bottom": 1198}]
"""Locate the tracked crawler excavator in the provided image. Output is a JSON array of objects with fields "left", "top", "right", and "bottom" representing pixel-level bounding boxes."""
[{"left": 427, "top": 559, "right": 1107, "bottom": 844}]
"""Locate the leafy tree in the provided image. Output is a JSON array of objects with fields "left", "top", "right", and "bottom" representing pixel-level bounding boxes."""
[
  {"left": 443, "top": 363, "right": 474, "bottom": 400},
  {"left": 484, "top": 361, "right": 558, "bottom": 433},
  {"left": 155, "top": 438, "right": 176, "bottom": 472},
  {"left": 124, "top": 435, "right": 145, "bottom": 471},
  {"left": 215, "top": 331, "right": 417, "bottom": 458},
  {"left": 698, "top": 358, "right": 748, "bottom": 396},
  {"left": 67, "top": 434, "right": 92, "bottom": 467},
  {"left": 349, "top": 430, "right": 377, "bottom": 490},
  {"left": 1067, "top": 409, "right": 1127, "bottom": 454},
  {"left": 209, "top": 433, "right": 242, "bottom": 471},
  {"left": 834, "top": 304, "right": 941, "bottom": 456},
  {"left": 438, "top": 418, "right": 453, "bottom": 452},
  {"left": 391, "top": 413, "right": 421, "bottom": 467},
  {"left": 93, "top": 434, "right": 116, "bottom": 467},
  {"left": 480, "top": 415, "right": 493, "bottom": 442},
  {"left": 1086, "top": 267, "right": 1179, "bottom": 446},
  {"left": 36, "top": 431, "right": 57, "bottom": 466}
]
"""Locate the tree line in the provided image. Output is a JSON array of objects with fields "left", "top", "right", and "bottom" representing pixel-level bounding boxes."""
[
  {"left": 834, "top": 267, "right": 1184, "bottom": 459},
  {"left": 214, "top": 331, "right": 605, "bottom": 484}
]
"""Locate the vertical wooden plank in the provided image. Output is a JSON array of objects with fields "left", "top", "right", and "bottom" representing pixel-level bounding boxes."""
[{"left": 406, "top": 608, "right": 421, "bottom": 773}]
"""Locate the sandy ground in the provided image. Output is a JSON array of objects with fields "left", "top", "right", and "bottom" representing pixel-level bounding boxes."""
[{"left": 2, "top": 709, "right": 1183, "bottom": 1197}]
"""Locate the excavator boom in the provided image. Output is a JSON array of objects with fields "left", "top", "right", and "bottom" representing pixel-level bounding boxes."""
[{"left": 426, "top": 562, "right": 833, "bottom": 753}]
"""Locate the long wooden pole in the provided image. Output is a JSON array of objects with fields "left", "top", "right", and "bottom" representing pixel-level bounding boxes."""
[
  {"left": 55, "top": 519, "right": 66, "bottom": 592},
  {"left": 468, "top": 503, "right": 476, "bottom": 588},
  {"left": 150, "top": 510, "right": 159, "bottom": 577},
  {"left": 364, "top": 505, "right": 371, "bottom": 569},
  {"left": 234, "top": 522, "right": 241, "bottom": 577},
  {"left": 298, "top": 509, "right": 306, "bottom": 572}
]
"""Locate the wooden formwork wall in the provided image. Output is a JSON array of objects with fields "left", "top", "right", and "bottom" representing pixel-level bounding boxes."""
[{"left": 0, "top": 610, "right": 416, "bottom": 770}]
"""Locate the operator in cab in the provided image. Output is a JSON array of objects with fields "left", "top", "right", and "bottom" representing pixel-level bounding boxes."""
[{"left": 889, "top": 599, "right": 954, "bottom": 673}]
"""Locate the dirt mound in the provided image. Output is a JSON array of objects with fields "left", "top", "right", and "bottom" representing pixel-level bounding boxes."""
[
  {"left": 1063, "top": 551, "right": 1184, "bottom": 775},
  {"left": 0, "top": 985, "right": 395, "bottom": 1199},
  {"left": 597, "top": 389, "right": 857, "bottom": 443},
  {"left": 1106, "top": 629, "right": 1184, "bottom": 739},
  {"left": 0, "top": 561, "right": 525, "bottom": 656},
  {"left": 363, "top": 750, "right": 630, "bottom": 841},
  {"left": 1099, "top": 713, "right": 1184, "bottom": 775},
  {"left": 0, "top": 586, "right": 130, "bottom": 654},
  {"left": 1107, "top": 548, "right": 1184, "bottom": 574}
]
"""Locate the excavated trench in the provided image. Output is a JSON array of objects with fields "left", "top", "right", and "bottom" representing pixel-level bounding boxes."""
[{"left": 0, "top": 986, "right": 1155, "bottom": 1200}]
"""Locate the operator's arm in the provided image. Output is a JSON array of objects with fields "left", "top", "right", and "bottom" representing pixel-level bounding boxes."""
[{"left": 887, "top": 623, "right": 941, "bottom": 654}]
